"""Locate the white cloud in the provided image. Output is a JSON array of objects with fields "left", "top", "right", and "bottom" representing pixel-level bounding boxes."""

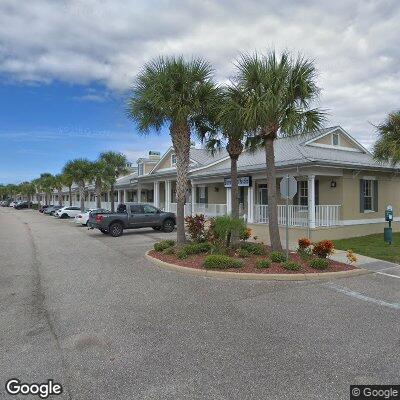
[{"left": 0, "top": 0, "right": 399, "bottom": 146}]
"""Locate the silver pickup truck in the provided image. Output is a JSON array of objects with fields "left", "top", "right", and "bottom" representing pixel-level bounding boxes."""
[{"left": 88, "top": 203, "right": 176, "bottom": 237}]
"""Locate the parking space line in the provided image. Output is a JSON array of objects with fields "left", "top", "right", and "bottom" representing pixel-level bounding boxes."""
[
  {"left": 324, "top": 282, "right": 400, "bottom": 311},
  {"left": 376, "top": 272, "right": 400, "bottom": 279}
]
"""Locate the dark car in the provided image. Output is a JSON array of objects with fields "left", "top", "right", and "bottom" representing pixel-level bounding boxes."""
[
  {"left": 88, "top": 203, "right": 176, "bottom": 237},
  {"left": 43, "top": 205, "right": 62, "bottom": 215},
  {"left": 14, "top": 201, "right": 33, "bottom": 209},
  {"left": 39, "top": 204, "right": 52, "bottom": 213}
]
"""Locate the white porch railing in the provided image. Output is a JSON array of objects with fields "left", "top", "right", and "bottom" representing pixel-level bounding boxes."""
[
  {"left": 315, "top": 205, "right": 341, "bottom": 227},
  {"left": 192, "top": 203, "right": 227, "bottom": 217},
  {"left": 254, "top": 204, "right": 341, "bottom": 227},
  {"left": 169, "top": 203, "right": 192, "bottom": 216}
]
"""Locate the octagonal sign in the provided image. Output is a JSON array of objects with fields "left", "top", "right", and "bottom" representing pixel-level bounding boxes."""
[{"left": 280, "top": 175, "right": 297, "bottom": 199}]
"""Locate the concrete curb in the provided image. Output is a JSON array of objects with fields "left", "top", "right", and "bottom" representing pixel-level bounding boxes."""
[{"left": 145, "top": 251, "right": 373, "bottom": 281}]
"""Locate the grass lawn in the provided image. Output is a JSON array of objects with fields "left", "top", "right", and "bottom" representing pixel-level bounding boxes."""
[{"left": 334, "top": 232, "right": 400, "bottom": 264}]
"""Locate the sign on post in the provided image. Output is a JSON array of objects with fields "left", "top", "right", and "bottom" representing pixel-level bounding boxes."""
[
  {"left": 280, "top": 175, "right": 298, "bottom": 260},
  {"left": 280, "top": 175, "right": 297, "bottom": 199}
]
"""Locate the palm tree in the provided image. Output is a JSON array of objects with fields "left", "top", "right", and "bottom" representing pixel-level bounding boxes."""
[
  {"left": 20, "top": 181, "right": 36, "bottom": 208},
  {"left": 234, "top": 51, "right": 325, "bottom": 250},
  {"left": 203, "top": 86, "right": 248, "bottom": 220},
  {"left": 63, "top": 159, "right": 93, "bottom": 211},
  {"left": 53, "top": 174, "right": 65, "bottom": 206},
  {"left": 127, "top": 56, "right": 218, "bottom": 244},
  {"left": 39, "top": 173, "right": 55, "bottom": 205},
  {"left": 373, "top": 111, "right": 400, "bottom": 165},
  {"left": 62, "top": 171, "right": 74, "bottom": 206},
  {"left": 99, "top": 152, "right": 128, "bottom": 212},
  {"left": 91, "top": 160, "right": 109, "bottom": 208}
]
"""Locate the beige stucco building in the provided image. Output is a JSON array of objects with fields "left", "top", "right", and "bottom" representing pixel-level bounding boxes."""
[{"left": 44, "top": 126, "right": 400, "bottom": 242}]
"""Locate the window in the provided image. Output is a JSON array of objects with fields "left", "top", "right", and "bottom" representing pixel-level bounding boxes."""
[
  {"left": 138, "top": 163, "right": 144, "bottom": 176},
  {"left": 143, "top": 205, "right": 157, "bottom": 214},
  {"left": 197, "top": 186, "right": 208, "bottom": 204},
  {"left": 130, "top": 205, "right": 143, "bottom": 214},
  {"left": 298, "top": 181, "right": 308, "bottom": 206},
  {"left": 332, "top": 133, "right": 339, "bottom": 146},
  {"left": 171, "top": 154, "right": 177, "bottom": 166},
  {"left": 117, "top": 204, "right": 127, "bottom": 213},
  {"left": 364, "top": 180, "right": 373, "bottom": 211}
]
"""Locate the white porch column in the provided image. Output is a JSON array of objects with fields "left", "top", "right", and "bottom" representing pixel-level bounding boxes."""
[
  {"left": 165, "top": 180, "right": 171, "bottom": 211},
  {"left": 308, "top": 175, "right": 316, "bottom": 228},
  {"left": 137, "top": 185, "right": 142, "bottom": 203},
  {"left": 226, "top": 187, "right": 232, "bottom": 215},
  {"left": 191, "top": 181, "right": 196, "bottom": 215},
  {"left": 154, "top": 181, "right": 160, "bottom": 208},
  {"left": 117, "top": 190, "right": 121, "bottom": 204},
  {"left": 247, "top": 185, "right": 254, "bottom": 223},
  {"left": 123, "top": 189, "right": 128, "bottom": 203}
]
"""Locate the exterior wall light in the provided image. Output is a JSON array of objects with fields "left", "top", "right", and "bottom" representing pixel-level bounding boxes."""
[{"left": 330, "top": 180, "right": 337, "bottom": 188}]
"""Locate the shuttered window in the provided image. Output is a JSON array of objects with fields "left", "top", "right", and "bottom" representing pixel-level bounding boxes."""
[{"left": 360, "top": 179, "right": 378, "bottom": 212}]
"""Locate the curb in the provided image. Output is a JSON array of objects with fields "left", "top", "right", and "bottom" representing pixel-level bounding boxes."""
[{"left": 145, "top": 251, "right": 373, "bottom": 281}]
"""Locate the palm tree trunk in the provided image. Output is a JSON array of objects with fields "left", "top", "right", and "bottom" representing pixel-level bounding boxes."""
[
  {"left": 95, "top": 180, "right": 102, "bottom": 208},
  {"left": 79, "top": 184, "right": 85, "bottom": 211},
  {"left": 110, "top": 184, "right": 115, "bottom": 212},
  {"left": 58, "top": 190, "right": 63, "bottom": 206},
  {"left": 231, "top": 157, "right": 239, "bottom": 219},
  {"left": 171, "top": 123, "right": 190, "bottom": 245},
  {"left": 265, "top": 136, "right": 282, "bottom": 251},
  {"left": 69, "top": 187, "right": 72, "bottom": 206}
]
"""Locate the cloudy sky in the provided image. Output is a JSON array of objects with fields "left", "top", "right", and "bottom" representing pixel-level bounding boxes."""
[{"left": 0, "top": 0, "right": 399, "bottom": 183}]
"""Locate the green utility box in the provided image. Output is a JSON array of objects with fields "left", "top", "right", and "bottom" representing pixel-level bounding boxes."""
[
  {"left": 384, "top": 205, "right": 394, "bottom": 245},
  {"left": 384, "top": 227, "right": 392, "bottom": 245}
]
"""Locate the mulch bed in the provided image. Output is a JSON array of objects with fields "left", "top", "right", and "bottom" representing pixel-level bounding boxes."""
[{"left": 148, "top": 248, "right": 357, "bottom": 275}]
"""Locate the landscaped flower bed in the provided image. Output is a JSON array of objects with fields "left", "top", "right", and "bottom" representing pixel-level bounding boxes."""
[{"left": 149, "top": 238, "right": 357, "bottom": 275}]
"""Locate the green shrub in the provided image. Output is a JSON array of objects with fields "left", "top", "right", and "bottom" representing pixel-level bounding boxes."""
[
  {"left": 270, "top": 251, "right": 287, "bottom": 263},
  {"left": 162, "top": 246, "right": 175, "bottom": 255},
  {"left": 240, "top": 242, "right": 265, "bottom": 255},
  {"left": 283, "top": 261, "right": 301, "bottom": 271},
  {"left": 237, "top": 248, "right": 250, "bottom": 258},
  {"left": 176, "top": 242, "right": 212, "bottom": 259},
  {"left": 154, "top": 240, "right": 175, "bottom": 252},
  {"left": 309, "top": 258, "right": 329, "bottom": 270},
  {"left": 203, "top": 255, "right": 243, "bottom": 269},
  {"left": 256, "top": 259, "right": 271, "bottom": 269},
  {"left": 208, "top": 216, "right": 247, "bottom": 247},
  {"left": 209, "top": 245, "right": 229, "bottom": 255},
  {"left": 297, "top": 247, "right": 313, "bottom": 260}
]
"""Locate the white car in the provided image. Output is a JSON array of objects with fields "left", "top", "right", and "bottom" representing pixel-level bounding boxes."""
[
  {"left": 54, "top": 206, "right": 82, "bottom": 219},
  {"left": 9, "top": 201, "right": 18, "bottom": 207},
  {"left": 74, "top": 208, "right": 109, "bottom": 226}
]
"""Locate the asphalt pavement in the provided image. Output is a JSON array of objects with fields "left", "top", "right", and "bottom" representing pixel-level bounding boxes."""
[{"left": 0, "top": 207, "right": 399, "bottom": 400}]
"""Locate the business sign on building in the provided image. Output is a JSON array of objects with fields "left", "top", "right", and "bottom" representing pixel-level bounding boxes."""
[{"left": 224, "top": 176, "right": 252, "bottom": 188}]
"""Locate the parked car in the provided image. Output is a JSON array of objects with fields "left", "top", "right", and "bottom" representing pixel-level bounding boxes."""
[
  {"left": 74, "top": 208, "right": 109, "bottom": 226},
  {"left": 39, "top": 204, "right": 52, "bottom": 213},
  {"left": 9, "top": 201, "right": 18, "bottom": 207},
  {"left": 14, "top": 201, "right": 33, "bottom": 209},
  {"left": 88, "top": 203, "right": 176, "bottom": 237},
  {"left": 1, "top": 199, "right": 12, "bottom": 207},
  {"left": 54, "top": 206, "right": 82, "bottom": 219},
  {"left": 43, "top": 205, "right": 62, "bottom": 215}
]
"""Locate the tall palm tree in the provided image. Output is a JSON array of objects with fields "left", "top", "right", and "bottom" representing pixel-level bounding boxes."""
[
  {"left": 373, "top": 111, "right": 400, "bottom": 165},
  {"left": 39, "top": 173, "right": 55, "bottom": 205},
  {"left": 203, "top": 86, "right": 247, "bottom": 220},
  {"left": 63, "top": 159, "right": 93, "bottom": 211},
  {"left": 99, "top": 152, "right": 128, "bottom": 212},
  {"left": 234, "top": 51, "right": 325, "bottom": 250},
  {"left": 127, "top": 56, "right": 218, "bottom": 244},
  {"left": 91, "top": 160, "right": 109, "bottom": 208},
  {"left": 20, "top": 181, "right": 36, "bottom": 208}
]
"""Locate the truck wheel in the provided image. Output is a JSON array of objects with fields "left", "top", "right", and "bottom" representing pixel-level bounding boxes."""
[
  {"left": 61, "top": 213, "right": 68, "bottom": 219},
  {"left": 100, "top": 228, "right": 108, "bottom": 234},
  {"left": 109, "top": 222, "right": 123, "bottom": 237},
  {"left": 162, "top": 219, "right": 175, "bottom": 233}
]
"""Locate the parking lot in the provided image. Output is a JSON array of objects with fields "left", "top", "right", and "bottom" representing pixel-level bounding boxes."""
[{"left": 1, "top": 207, "right": 399, "bottom": 400}]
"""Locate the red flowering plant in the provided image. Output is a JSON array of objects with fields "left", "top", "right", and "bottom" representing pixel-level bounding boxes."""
[
  {"left": 298, "top": 238, "right": 312, "bottom": 250},
  {"left": 312, "top": 240, "right": 335, "bottom": 258},
  {"left": 297, "top": 237, "right": 313, "bottom": 260},
  {"left": 185, "top": 214, "right": 207, "bottom": 242},
  {"left": 240, "top": 227, "right": 252, "bottom": 241}
]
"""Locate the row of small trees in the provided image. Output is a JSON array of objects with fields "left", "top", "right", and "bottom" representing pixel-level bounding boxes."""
[{"left": 0, "top": 151, "right": 128, "bottom": 212}]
